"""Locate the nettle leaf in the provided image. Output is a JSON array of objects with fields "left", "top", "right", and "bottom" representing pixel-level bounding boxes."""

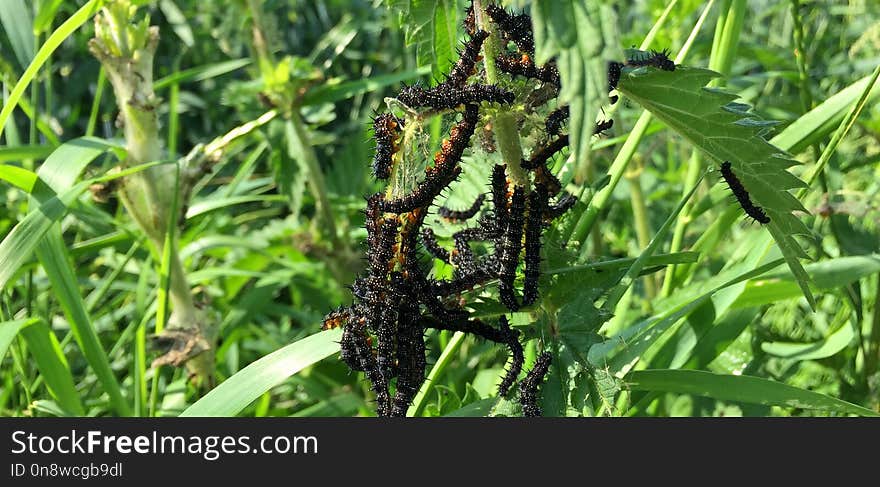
[
  {"left": 532, "top": 0, "right": 617, "bottom": 183},
  {"left": 388, "top": 0, "right": 457, "bottom": 82},
  {"left": 617, "top": 66, "right": 815, "bottom": 308}
]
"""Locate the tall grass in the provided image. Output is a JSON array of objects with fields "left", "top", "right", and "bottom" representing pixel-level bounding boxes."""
[{"left": 0, "top": 0, "right": 878, "bottom": 417}]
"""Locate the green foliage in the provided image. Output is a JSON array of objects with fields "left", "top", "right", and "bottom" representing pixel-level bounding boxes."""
[
  {"left": 1, "top": 0, "right": 879, "bottom": 418},
  {"left": 618, "top": 66, "right": 815, "bottom": 307}
]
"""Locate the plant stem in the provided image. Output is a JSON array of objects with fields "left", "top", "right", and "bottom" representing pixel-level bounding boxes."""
[
  {"left": 625, "top": 159, "right": 657, "bottom": 302},
  {"left": 661, "top": 151, "right": 701, "bottom": 296},
  {"left": 474, "top": 0, "right": 528, "bottom": 188},
  {"left": 90, "top": 2, "right": 213, "bottom": 384},
  {"left": 287, "top": 114, "right": 340, "bottom": 249},
  {"left": 407, "top": 331, "right": 466, "bottom": 417}
]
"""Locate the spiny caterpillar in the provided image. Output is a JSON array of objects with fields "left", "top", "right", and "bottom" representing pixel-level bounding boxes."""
[
  {"left": 439, "top": 194, "right": 485, "bottom": 222},
  {"left": 397, "top": 82, "right": 514, "bottom": 111},
  {"left": 720, "top": 161, "right": 770, "bottom": 224},
  {"left": 495, "top": 53, "right": 560, "bottom": 89},
  {"left": 607, "top": 48, "right": 675, "bottom": 105},
  {"left": 520, "top": 352, "right": 553, "bottom": 417},
  {"left": 608, "top": 61, "right": 622, "bottom": 104},
  {"left": 485, "top": 3, "right": 535, "bottom": 54},
  {"left": 446, "top": 29, "right": 490, "bottom": 88},
  {"left": 627, "top": 48, "right": 676, "bottom": 71},
  {"left": 371, "top": 113, "right": 402, "bottom": 180}
]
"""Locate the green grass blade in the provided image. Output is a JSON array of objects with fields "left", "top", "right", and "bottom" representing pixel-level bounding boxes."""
[
  {"left": 301, "top": 68, "right": 431, "bottom": 106},
  {"left": 761, "top": 322, "right": 854, "bottom": 361},
  {"left": 408, "top": 331, "right": 466, "bottom": 417},
  {"left": 771, "top": 73, "right": 880, "bottom": 155},
  {"left": 0, "top": 163, "right": 38, "bottom": 192},
  {"left": 603, "top": 174, "right": 704, "bottom": 313},
  {"left": 444, "top": 397, "right": 500, "bottom": 417},
  {"left": 35, "top": 231, "right": 131, "bottom": 416},
  {"left": 626, "top": 369, "right": 879, "bottom": 416},
  {"left": 0, "top": 145, "right": 54, "bottom": 164},
  {"left": 33, "top": 0, "right": 65, "bottom": 34},
  {"left": 798, "top": 64, "right": 880, "bottom": 193},
  {"left": 0, "top": 185, "right": 78, "bottom": 291},
  {"left": 185, "top": 194, "right": 286, "bottom": 219},
  {"left": 0, "top": 0, "right": 36, "bottom": 68},
  {"left": 599, "top": 259, "right": 785, "bottom": 375},
  {"left": 180, "top": 329, "right": 341, "bottom": 417},
  {"left": 153, "top": 58, "right": 252, "bottom": 90},
  {"left": 0, "top": 138, "right": 118, "bottom": 291},
  {"left": 23, "top": 137, "right": 139, "bottom": 416},
  {"left": 19, "top": 320, "right": 85, "bottom": 415},
  {"left": 0, "top": 0, "right": 103, "bottom": 140},
  {"left": 733, "top": 254, "right": 880, "bottom": 308},
  {"left": 0, "top": 318, "right": 38, "bottom": 362}
]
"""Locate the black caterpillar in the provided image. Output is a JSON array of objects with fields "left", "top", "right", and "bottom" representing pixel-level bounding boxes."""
[
  {"left": 371, "top": 113, "right": 402, "bottom": 180},
  {"left": 720, "top": 161, "right": 770, "bottom": 224},
  {"left": 627, "top": 48, "right": 675, "bottom": 71}
]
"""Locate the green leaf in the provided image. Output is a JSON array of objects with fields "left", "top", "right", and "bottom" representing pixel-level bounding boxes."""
[
  {"left": 771, "top": 73, "right": 880, "bottom": 155},
  {"left": 761, "top": 323, "right": 854, "bottom": 361},
  {"left": 0, "top": 318, "right": 38, "bottom": 363},
  {"left": 534, "top": 0, "right": 611, "bottom": 184},
  {"left": 33, "top": 0, "right": 65, "bottom": 34},
  {"left": 27, "top": 137, "right": 133, "bottom": 416},
  {"left": 430, "top": 0, "right": 457, "bottom": 81},
  {"left": 733, "top": 254, "right": 880, "bottom": 308},
  {"left": 154, "top": 58, "right": 251, "bottom": 90},
  {"left": 302, "top": 68, "right": 431, "bottom": 106},
  {"left": 185, "top": 194, "right": 286, "bottom": 219},
  {"left": 0, "top": 0, "right": 35, "bottom": 68},
  {"left": 618, "top": 66, "right": 815, "bottom": 308},
  {"left": 0, "top": 0, "right": 102, "bottom": 140},
  {"left": 596, "top": 259, "right": 785, "bottom": 375},
  {"left": 444, "top": 397, "right": 499, "bottom": 417},
  {"left": 0, "top": 139, "right": 117, "bottom": 293},
  {"left": 180, "top": 329, "right": 342, "bottom": 417},
  {"left": 0, "top": 183, "right": 80, "bottom": 291},
  {"left": 19, "top": 320, "right": 85, "bottom": 415},
  {"left": 0, "top": 163, "right": 38, "bottom": 192},
  {"left": 627, "top": 369, "right": 879, "bottom": 417},
  {"left": 391, "top": 0, "right": 456, "bottom": 81},
  {"left": 603, "top": 174, "right": 703, "bottom": 313},
  {"left": 158, "top": 0, "right": 194, "bottom": 47},
  {"left": 0, "top": 145, "right": 54, "bottom": 164}
]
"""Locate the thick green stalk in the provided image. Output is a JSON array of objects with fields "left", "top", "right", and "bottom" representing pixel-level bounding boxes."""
[
  {"left": 89, "top": 2, "right": 212, "bottom": 383},
  {"left": 474, "top": 0, "right": 528, "bottom": 188},
  {"left": 572, "top": 111, "right": 653, "bottom": 252},
  {"left": 625, "top": 160, "right": 656, "bottom": 301},
  {"left": 660, "top": 151, "right": 701, "bottom": 295}
]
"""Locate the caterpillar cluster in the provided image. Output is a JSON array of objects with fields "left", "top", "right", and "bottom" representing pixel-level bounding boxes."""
[{"left": 322, "top": 2, "right": 586, "bottom": 417}]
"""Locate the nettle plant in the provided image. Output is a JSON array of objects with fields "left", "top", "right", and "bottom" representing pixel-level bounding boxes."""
[{"left": 320, "top": 1, "right": 815, "bottom": 417}]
